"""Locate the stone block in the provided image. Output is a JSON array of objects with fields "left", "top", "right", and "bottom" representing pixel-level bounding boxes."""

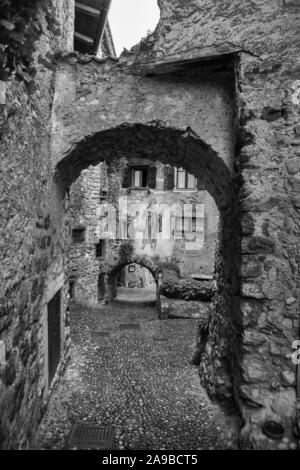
[
  {"left": 292, "top": 194, "right": 300, "bottom": 208},
  {"left": 242, "top": 358, "right": 269, "bottom": 383},
  {"left": 281, "top": 370, "right": 296, "bottom": 386},
  {"left": 271, "top": 389, "right": 297, "bottom": 419},
  {"left": 243, "top": 330, "right": 267, "bottom": 347},
  {"left": 240, "top": 300, "right": 263, "bottom": 327},
  {"left": 286, "top": 158, "right": 300, "bottom": 175},
  {"left": 242, "top": 237, "right": 275, "bottom": 255},
  {"left": 241, "top": 283, "right": 265, "bottom": 300},
  {"left": 240, "top": 384, "right": 265, "bottom": 407},
  {"left": 241, "top": 261, "right": 262, "bottom": 278},
  {"left": 160, "top": 296, "right": 211, "bottom": 320},
  {"left": 241, "top": 214, "right": 255, "bottom": 235}
]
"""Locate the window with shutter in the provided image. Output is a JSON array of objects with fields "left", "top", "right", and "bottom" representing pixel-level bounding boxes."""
[
  {"left": 174, "top": 167, "right": 197, "bottom": 190},
  {"left": 122, "top": 166, "right": 132, "bottom": 188},
  {"left": 124, "top": 166, "right": 150, "bottom": 188},
  {"left": 197, "top": 180, "right": 206, "bottom": 190}
]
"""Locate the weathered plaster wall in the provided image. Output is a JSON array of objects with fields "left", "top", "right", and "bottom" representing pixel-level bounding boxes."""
[
  {"left": 67, "top": 156, "right": 219, "bottom": 305},
  {"left": 67, "top": 164, "right": 103, "bottom": 305}
]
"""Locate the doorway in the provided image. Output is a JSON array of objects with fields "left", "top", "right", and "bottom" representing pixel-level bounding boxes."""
[
  {"left": 47, "top": 289, "right": 61, "bottom": 387},
  {"left": 115, "top": 263, "right": 157, "bottom": 305}
]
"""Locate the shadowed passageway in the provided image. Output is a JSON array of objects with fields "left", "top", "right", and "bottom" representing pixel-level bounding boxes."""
[{"left": 35, "top": 301, "right": 238, "bottom": 450}]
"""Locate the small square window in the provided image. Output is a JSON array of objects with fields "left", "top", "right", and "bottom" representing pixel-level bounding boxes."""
[
  {"left": 100, "top": 189, "right": 108, "bottom": 200},
  {"left": 72, "top": 228, "right": 85, "bottom": 243}
]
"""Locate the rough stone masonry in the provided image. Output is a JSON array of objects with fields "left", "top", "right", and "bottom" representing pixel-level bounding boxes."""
[{"left": 0, "top": 0, "right": 299, "bottom": 449}]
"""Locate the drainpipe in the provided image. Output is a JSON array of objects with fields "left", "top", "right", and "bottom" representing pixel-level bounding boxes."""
[{"left": 93, "top": 0, "right": 112, "bottom": 55}]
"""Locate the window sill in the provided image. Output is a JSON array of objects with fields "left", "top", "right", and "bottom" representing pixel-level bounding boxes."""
[
  {"left": 130, "top": 187, "right": 150, "bottom": 190},
  {"left": 173, "top": 188, "right": 198, "bottom": 192},
  {"left": 125, "top": 187, "right": 152, "bottom": 193}
]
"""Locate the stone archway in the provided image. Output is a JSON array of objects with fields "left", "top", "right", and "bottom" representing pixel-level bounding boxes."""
[
  {"left": 53, "top": 121, "right": 241, "bottom": 416},
  {"left": 104, "top": 254, "right": 159, "bottom": 308}
]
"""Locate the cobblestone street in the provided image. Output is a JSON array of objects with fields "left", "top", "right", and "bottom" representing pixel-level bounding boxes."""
[{"left": 35, "top": 294, "right": 238, "bottom": 450}]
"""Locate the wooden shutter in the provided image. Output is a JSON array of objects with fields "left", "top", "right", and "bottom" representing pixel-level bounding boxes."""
[
  {"left": 164, "top": 165, "right": 175, "bottom": 190},
  {"left": 197, "top": 179, "right": 206, "bottom": 190},
  {"left": 122, "top": 166, "right": 131, "bottom": 188},
  {"left": 148, "top": 166, "right": 157, "bottom": 189}
]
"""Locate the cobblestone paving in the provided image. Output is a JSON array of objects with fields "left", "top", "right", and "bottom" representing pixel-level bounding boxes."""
[{"left": 35, "top": 298, "right": 239, "bottom": 450}]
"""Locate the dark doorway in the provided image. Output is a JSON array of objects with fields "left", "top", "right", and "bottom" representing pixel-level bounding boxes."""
[
  {"left": 98, "top": 274, "right": 106, "bottom": 301},
  {"left": 69, "top": 280, "right": 75, "bottom": 299},
  {"left": 48, "top": 290, "right": 61, "bottom": 387}
]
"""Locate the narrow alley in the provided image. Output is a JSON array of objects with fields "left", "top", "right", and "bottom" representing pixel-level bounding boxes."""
[{"left": 35, "top": 296, "right": 238, "bottom": 450}]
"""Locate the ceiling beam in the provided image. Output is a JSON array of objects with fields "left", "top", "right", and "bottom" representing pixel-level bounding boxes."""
[
  {"left": 74, "top": 31, "right": 94, "bottom": 45},
  {"left": 75, "top": 1, "right": 100, "bottom": 18}
]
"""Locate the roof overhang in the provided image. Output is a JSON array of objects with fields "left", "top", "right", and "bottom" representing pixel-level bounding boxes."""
[{"left": 142, "top": 50, "right": 238, "bottom": 78}]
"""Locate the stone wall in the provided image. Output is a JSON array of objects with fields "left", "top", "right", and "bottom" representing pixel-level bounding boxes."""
[
  {"left": 0, "top": 0, "right": 74, "bottom": 449},
  {"left": 68, "top": 157, "right": 219, "bottom": 305},
  {"left": 160, "top": 296, "right": 211, "bottom": 321},
  {"left": 150, "top": 0, "right": 300, "bottom": 447},
  {"left": 61, "top": 15, "right": 116, "bottom": 306},
  {"left": 236, "top": 51, "right": 300, "bottom": 446}
]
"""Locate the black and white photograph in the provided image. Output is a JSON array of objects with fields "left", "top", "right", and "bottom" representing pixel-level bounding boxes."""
[{"left": 0, "top": 0, "right": 300, "bottom": 455}]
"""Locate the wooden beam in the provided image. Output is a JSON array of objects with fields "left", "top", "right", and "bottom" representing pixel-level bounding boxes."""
[
  {"left": 74, "top": 31, "right": 94, "bottom": 45},
  {"left": 143, "top": 52, "right": 237, "bottom": 76},
  {"left": 75, "top": 1, "right": 100, "bottom": 18}
]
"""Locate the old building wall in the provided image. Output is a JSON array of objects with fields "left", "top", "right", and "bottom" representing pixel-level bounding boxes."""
[
  {"left": 68, "top": 156, "right": 219, "bottom": 305},
  {"left": 67, "top": 164, "right": 104, "bottom": 304},
  {"left": 150, "top": 0, "right": 300, "bottom": 446},
  {"left": 0, "top": 0, "right": 75, "bottom": 449}
]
